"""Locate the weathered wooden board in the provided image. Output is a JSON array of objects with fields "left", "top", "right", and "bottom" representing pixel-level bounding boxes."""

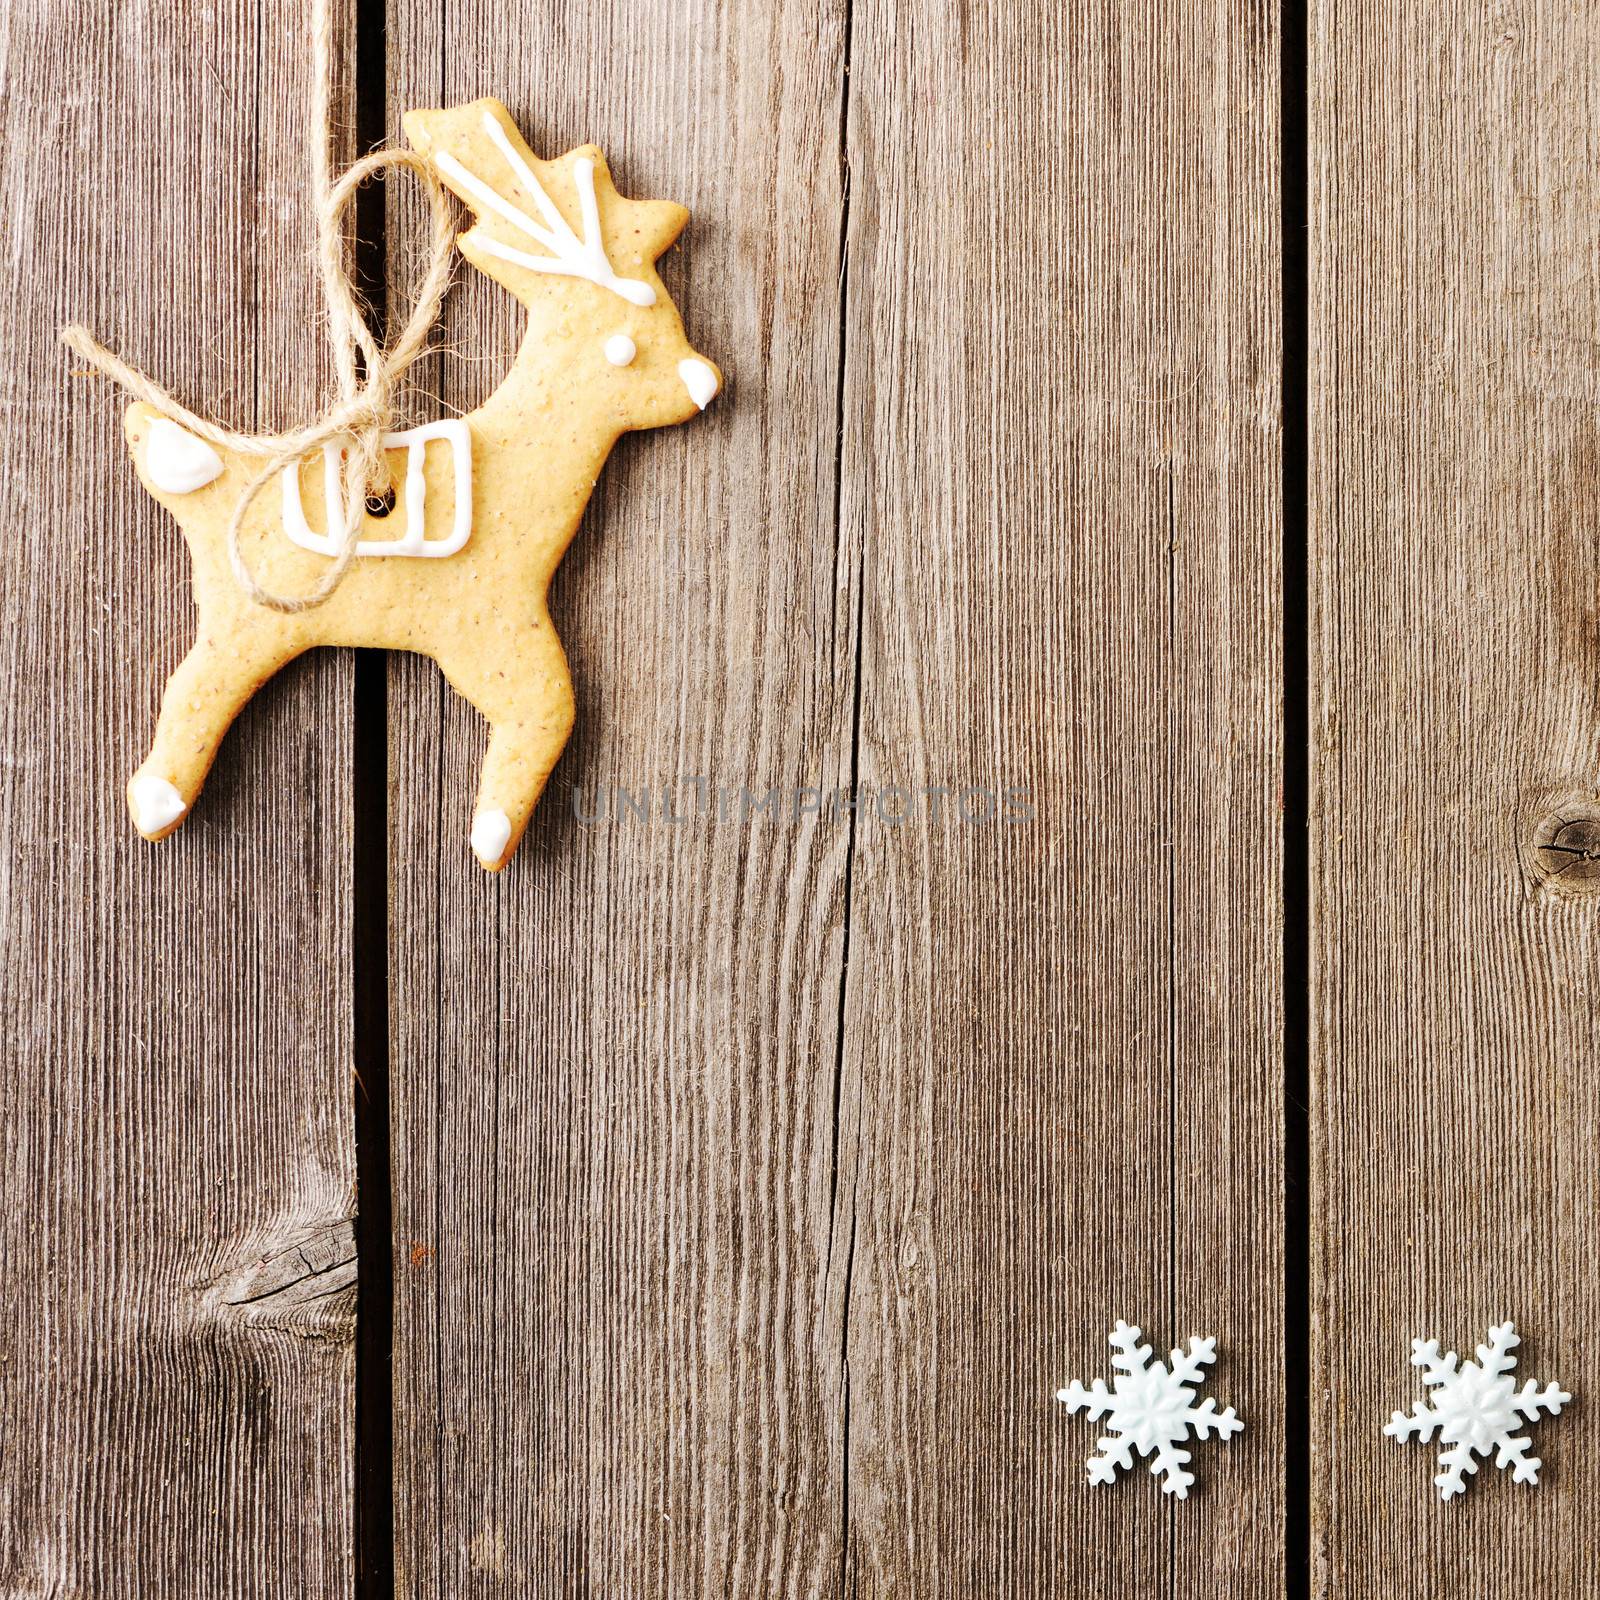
[
  {"left": 832, "top": 0, "right": 1283, "bottom": 1592},
  {"left": 382, "top": 0, "right": 854, "bottom": 1592},
  {"left": 1310, "top": 0, "right": 1600, "bottom": 1586},
  {"left": 0, "top": 4, "right": 357, "bottom": 1594},
  {"left": 384, "top": 0, "right": 1282, "bottom": 1595},
  {"left": 0, "top": 0, "right": 1290, "bottom": 1589}
]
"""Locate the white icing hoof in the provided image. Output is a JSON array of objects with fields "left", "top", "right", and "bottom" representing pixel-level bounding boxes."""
[
  {"left": 129, "top": 774, "right": 187, "bottom": 836},
  {"left": 145, "top": 417, "right": 224, "bottom": 494},
  {"left": 471, "top": 808, "right": 512, "bottom": 868}
]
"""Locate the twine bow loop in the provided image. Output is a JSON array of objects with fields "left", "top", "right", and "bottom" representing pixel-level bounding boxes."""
[{"left": 60, "top": 3, "right": 457, "bottom": 615}]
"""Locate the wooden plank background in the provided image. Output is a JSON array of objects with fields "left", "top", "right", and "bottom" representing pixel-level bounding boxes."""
[
  {"left": 0, "top": 2, "right": 359, "bottom": 1597},
  {"left": 834, "top": 0, "right": 1282, "bottom": 1594},
  {"left": 382, "top": 0, "right": 1282, "bottom": 1594},
  {"left": 382, "top": 1, "right": 856, "bottom": 1593},
  {"left": 1309, "top": 0, "right": 1600, "bottom": 1586},
  {"left": 27, "top": 0, "right": 1600, "bottom": 1593}
]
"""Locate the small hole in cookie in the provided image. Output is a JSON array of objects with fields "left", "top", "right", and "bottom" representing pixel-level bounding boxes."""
[{"left": 365, "top": 485, "right": 397, "bottom": 518}]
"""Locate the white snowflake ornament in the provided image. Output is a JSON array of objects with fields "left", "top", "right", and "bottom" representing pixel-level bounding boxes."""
[
  {"left": 1056, "top": 1321, "right": 1242, "bottom": 1499},
  {"left": 1384, "top": 1320, "right": 1571, "bottom": 1501}
]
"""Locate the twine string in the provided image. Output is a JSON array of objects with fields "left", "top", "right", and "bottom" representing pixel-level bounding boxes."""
[{"left": 59, "top": 0, "right": 456, "bottom": 614}]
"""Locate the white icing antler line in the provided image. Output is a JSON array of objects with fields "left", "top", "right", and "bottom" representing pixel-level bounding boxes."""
[{"left": 434, "top": 112, "right": 656, "bottom": 308}]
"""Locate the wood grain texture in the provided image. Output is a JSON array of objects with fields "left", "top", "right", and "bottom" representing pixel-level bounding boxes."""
[
  {"left": 0, "top": 0, "right": 1288, "bottom": 1590},
  {"left": 834, "top": 0, "right": 1283, "bottom": 1593},
  {"left": 0, "top": 4, "right": 357, "bottom": 1594},
  {"left": 382, "top": 0, "right": 853, "bottom": 1594},
  {"left": 1310, "top": 0, "right": 1600, "bottom": 1584},
  {"left": 383, "top": 0, "right": 1282, "bottom": 1596}
]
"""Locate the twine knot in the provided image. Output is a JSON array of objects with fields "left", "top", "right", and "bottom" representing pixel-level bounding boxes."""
[{"left": 60, "top": 0, "right": 456, "bottom": 614}]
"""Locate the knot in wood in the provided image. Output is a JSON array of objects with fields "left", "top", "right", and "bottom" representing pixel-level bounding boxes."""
[
  {"left": 208, "top": 1219, "right": 358, "bottom": 1341},
  {"left": 1535, "top": 814, "right": 1600, "bottom": 889}
]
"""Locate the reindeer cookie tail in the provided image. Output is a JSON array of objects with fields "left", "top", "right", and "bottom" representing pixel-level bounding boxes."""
[{"left": 123, "top": 400, "right": 236, "bottom": 499}]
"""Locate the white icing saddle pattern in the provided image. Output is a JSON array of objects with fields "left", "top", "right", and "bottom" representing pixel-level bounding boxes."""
[{"left": 281, "top": 419, "right": 473, "bottom": 559}]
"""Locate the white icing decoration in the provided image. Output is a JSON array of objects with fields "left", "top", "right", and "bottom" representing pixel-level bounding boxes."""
[
  {"left": 603, "top": 333, "right": 637, "bottom": 367},
  {"left": 1056, "top": 1322, "right": 1242, "bottom": 1500},
  {"left": 471, "top": 808, "right": 512, "bottom": 865},
  {"left": 1385, "top": 1320, "right": 1571, "bottom": 1500},
  {"left": 281, "top": 419, "right": 472, "bottom": 559},
  {"left": 678, "top": 358, "right": 719, "bottom": 410},
  {"left": 130, "top": 774, "right": 187, "bottom": 834},
  {"left": 145, "top": 417, "right": 224, "bottom": 494},
  {"left": 434, "top": 112, "right": 657, "bottom": 308}
]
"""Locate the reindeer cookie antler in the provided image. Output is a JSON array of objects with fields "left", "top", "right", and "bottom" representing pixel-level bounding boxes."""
[
  {"left": 96, "top": 98, "right": 721, "bottom": 870},
  {"left": 432, "top": 110, "right": 658, "bottom": 306}
]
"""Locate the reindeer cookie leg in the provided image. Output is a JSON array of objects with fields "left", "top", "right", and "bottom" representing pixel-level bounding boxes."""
[
  {"left": 435, "top": 615, "right": 576, "bottom": 870},
  {"left": 130, "top": 623, "right": 298, "bottom": 839}
]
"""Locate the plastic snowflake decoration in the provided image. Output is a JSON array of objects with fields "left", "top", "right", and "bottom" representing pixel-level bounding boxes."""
[
  {"left": 1384, "top": 1320, "right": 1571, "bottom": 1501},
  {"left": 1055, "top": 1321, "right": 1242, "bottom": 1499}
]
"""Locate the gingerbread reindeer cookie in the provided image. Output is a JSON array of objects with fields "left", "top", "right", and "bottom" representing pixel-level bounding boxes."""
[{"left": 113, "top": 98, "right": 719, "bottom": 869}]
